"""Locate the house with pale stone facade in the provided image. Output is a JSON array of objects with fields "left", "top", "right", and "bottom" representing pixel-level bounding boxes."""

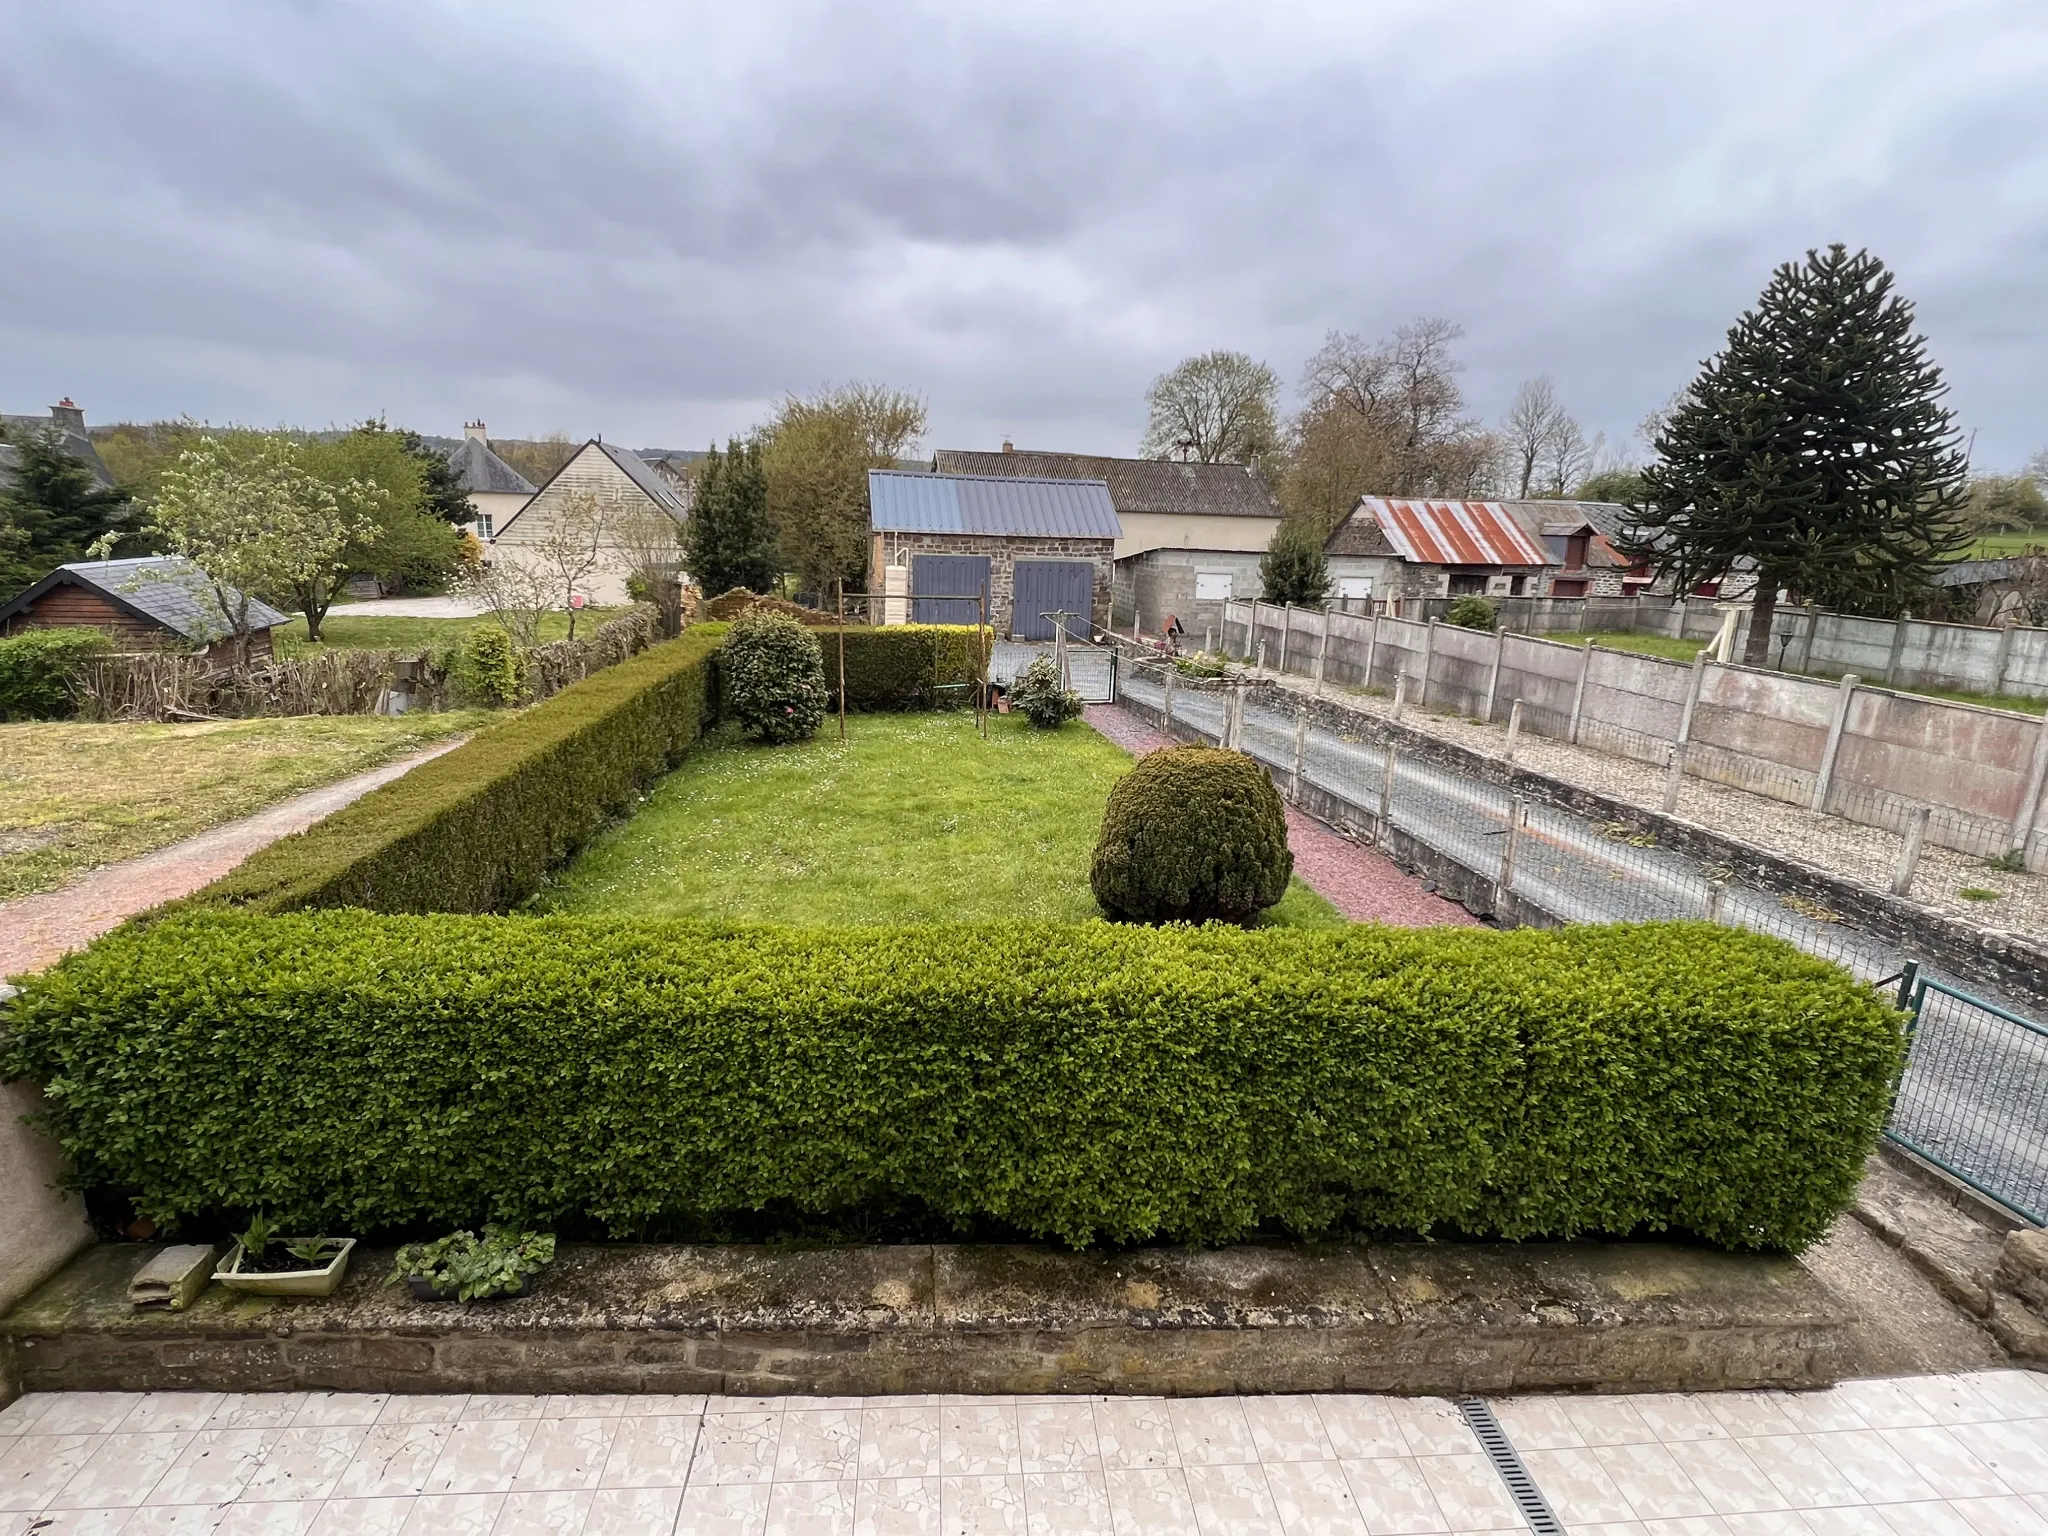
[{"left": 487, "top": 438, "right": 687, "bottom": 607}]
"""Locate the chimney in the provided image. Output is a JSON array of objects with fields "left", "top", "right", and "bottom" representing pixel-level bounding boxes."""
[
  {"left": 464, "top": 420, "right": 488, "bottom": 442},
  {"left": 50, "top": 398, "right": 85, "bottom": 434},
  {"left": 1000, "top": 438, "right": 1014, "bottom": 454}
]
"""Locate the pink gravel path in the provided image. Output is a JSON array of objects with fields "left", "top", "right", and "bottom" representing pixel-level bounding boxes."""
[
  {"left": 0, "top": 738, "right": 467, "bottom": 979},
  {"left": 1083, "top": 704, "right": 1477, "bottom": 928}
]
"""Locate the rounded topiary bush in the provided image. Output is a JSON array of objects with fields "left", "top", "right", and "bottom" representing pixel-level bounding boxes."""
[
  {"left": 1090, "top": 746, "right": 1293, "bottom": 923},
  {"left": 721, "top": 611, "right": 828, "bottom": 743}
]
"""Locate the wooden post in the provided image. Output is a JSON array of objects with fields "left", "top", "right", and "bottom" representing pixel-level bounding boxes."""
[
  {"left": 1504, "top": 698, "right": 1524, "bottom": 763},
  {"left": 978, "top": 582, "right": 989, "bottom": 738},
  {"left": 1379, "top": 743, "right": 1396, "bottom": 836},
  {"left": 1278, "top": 604, "right": 1293, "bottom": 673},
  {"left": 1484, "top": 625, "right": 1505, "bottom": 724},
  {"left": 1391, "top": 673, "right": 1408, "bottom": 722},
  {"left": 1810, "top": 673, "right": 1860, "bottom": 813},
  {"left": 1495, "top": 796, "right": 1526, "bottom": 905},
  {"left": 1417, "top": 619, "right": 1437, "bottom": 708},
  {"left": 1290, "top": 709, "right": 1307, "bottom": 802},
  {"left": 2007, "top": 707, "right": 2048, "bottom": 857},
  {"left": 1569, "top": 639, "right": 1597, "bottom": 745},
  {"left": 1892, "top": 805, "right": 1932, "bottom": 898}
]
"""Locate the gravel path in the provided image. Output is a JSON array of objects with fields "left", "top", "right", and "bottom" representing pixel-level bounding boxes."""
[
  {"left": 0, "top": 738, "right": 465, "bottom": 978},
  {"left": 1084, "top": 705, "right": 1477, "bottom": 928},
  {"left": 1262, "top": 678, "right": 2048, "bottom": 939}
]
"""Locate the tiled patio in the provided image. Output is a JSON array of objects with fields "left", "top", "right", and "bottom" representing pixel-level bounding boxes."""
[{"left": 2, "top": 1371, "right": 2045, "bottom": 1534}]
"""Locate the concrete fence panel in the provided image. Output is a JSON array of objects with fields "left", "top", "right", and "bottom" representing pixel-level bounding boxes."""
[
  {"left": 1370, "top": 619, "right": 1429, "bottom": 693},
  {"left": 1577, "top": 647, "right": 1690, "bottom": 763},
  {"left": 1495, "top": 634, "right": 1587, "bottom": 731},
  {"left": 1427, "top": 623, "right": 1497, "bottom": 719},
  {"left": 2005, "top": 631, "right": 2048, "bottom": 696},
  {"left": 1685, "top": 667, "right": 1838, "bottom": 801},
  {"left": 1830, "top": 690, "right": 2042, "bottom": 831}
]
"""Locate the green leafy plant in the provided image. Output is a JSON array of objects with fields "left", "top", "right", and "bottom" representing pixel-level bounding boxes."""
[
  {"left": 0, "top": 627, "right": 113, "bottom": 720},
  {"left": 720, "top": 611, "right": 827, "bottom": 744},
  {"left": 1009, "top": 656, "right": 1083, "bottom": 729},
  {"left": 392, "top": 1227, "right": 556, "bottom": 1301},
  {"left": 1173, "top": 651, "right": 1227, "bottom": 679},
  {"left": 453, "top": 622, "right": 523, "bottom": 708},
  {"left": 1091, "top": 746, "right": 1293, "bottom": 923},
  {"left": 285, "top": 1237, "right": 340, "bottom": 1267},
  {"left": 1445, "top": 595, "right": 1499, "bottom": 631},
  {"left": 5, "top": 914, "right": 1904, "bottom": 1253},
  {"left": 1957, "top": 887, "right": 2002, "bottom": 902},
  {"left": 1983, "top": 849, "right": 2027, "bottom": 874},
  {"left": 234, "top": 1213, "right": 277, "bottom": 1259}
]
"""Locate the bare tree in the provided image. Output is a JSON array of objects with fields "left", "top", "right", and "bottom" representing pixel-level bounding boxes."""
[
  {"left": 1503, "top": 377, "right": 1566, "bottom": 498},
  {"left": 1141, "top": 351, "right": 1280, "bottom": 463},
  {"left": 463, "top": 489, "right": 613, "bottom": 643}
]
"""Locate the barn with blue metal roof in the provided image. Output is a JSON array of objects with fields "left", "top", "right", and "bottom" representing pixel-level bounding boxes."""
[{"left": 868, "top": 470, "right": 1122, "bottom": 640}]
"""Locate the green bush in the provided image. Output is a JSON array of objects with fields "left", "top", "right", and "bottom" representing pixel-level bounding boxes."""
[
  {"left": 1, "top": 916, "right": 1904, "bottom": 1251},
  {"left": 1446, "top": 595, "right": 1499, "bottom": 631},
  {"left": 815, "top": 625, "right": 989, "bottom": 710},
  {"left": 1092, "top": 746, "right": 1293, "bottom": 923},
  {"left": 1009, "top": 655, "right": 1083, "bottom": 729},
  {"left": 185, "top": 629, "right": 722, "bottom": 915},
  {"left": 0, "top": 627, "right": 114, "bottom": 720},
  {"left": 452, "top": 623, "right": 522, "bottom": 708},
  {"left": 722, "top": 612, "right": 827, "bottom": 743}
]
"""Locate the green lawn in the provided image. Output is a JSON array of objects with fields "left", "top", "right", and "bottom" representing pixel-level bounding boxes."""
[
  {"left": 530, "top": 711, "right": 1344, "bottom": 927},
  {"left": 276, "top": 609, "right": 625, "bottom": 656},
  {"left": 1572, "top": 630, "right": 1711, "bottom": 662},
  {"left": 1968, "top": 530, "right": 2048, "bottom": 558}
]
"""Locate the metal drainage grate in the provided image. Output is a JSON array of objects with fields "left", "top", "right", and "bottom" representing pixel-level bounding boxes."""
[{"left": 1456, "top": 1396, "right": 1563, "bottom": 1535}]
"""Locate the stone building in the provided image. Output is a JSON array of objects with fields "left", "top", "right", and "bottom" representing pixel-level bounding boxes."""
[
  {"left": 443, "top": 423, "right": 537, "bottom": 541},
  {"left": 867, "top": 470, "right": 1121, "bottom": 640},
  {"left": 488, "top": 439, "right": 687, "bottom": 607}
]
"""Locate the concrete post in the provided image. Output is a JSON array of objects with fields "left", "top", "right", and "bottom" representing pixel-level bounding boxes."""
[
  {"left": 1661, "top": 743, "right": 1688, "bottom": 814},
  {"left": 1810, "top": 673, "right": 1861, "bottom": 814},
  {"left": 1204, "top": 625, "right": 1212, "bottom": 656},
  {"left": 1705, "top": 879, "right": 1728, "bottom": 924},
  {"left": 1882, "top": 619, "right": 1910, "bottom": 687},
  {"left": 1162, "top": 666, "right": 1176, "bottom": 727},
  {"left": 1568, "top": 639, "right": 1597, "bottom": 745},
  {"left": 1796, "top": 607, "right": 1820, "bottom": 675},
  {"left": 1495, "top": 796, "right": 1526, "bottom": 905},
  {"left": 1255, "top": 639, "right": 1267, "bottom": 672},
  {"left": 1363, "top": 613, "right": 1381, "bottom": 690},
  {"left": 1291, "top": 709, "right": 1307, "bottom": 802},
  {"left": 1892, "top": 805, "right": 1932, "bottom": 898},
  {"left": 2008, "top": 707, "right": 2048, "bottom": 857},
  {"left": 1484, "top": 626, "right": 1506, "bottom": 724},
  {"left": 1503, "top": 698, "right": 1524, "bottom": 763},
  {"left": 1391, "top": 673, "right": 1408, "bottom": 722},
  {"left": 1278, "top": 604, "right": 1293, "bottom": 674},
  {"left": 1247, "top": 600, "right": 1261, "bottom": 664},
  {"left": 1313, "top": 621, "right": 1329, "bottom": 697},
  {"left": 1227, "top": 688, "right": 1246, "bottom": 751},
  {"left": 1992, "top": 623, "right": 2019, "bottom": 697},
  {"left": 1418, "top": 619, "right": 1437, "bottom": 708},
  {"left": 1662, "top": 652, "right": 1709, "bottom": 812},
  {"left": 1379, "top": 744, "right": 1397, "bottom": 836}
]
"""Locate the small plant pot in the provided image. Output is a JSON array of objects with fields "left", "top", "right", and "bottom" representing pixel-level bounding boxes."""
[
  {"left": 405, "top": 1276, "right": 458, "bottom": 1303},
  {"left": 213, "top": 1238, "right": 356, "bottom": 1298}
]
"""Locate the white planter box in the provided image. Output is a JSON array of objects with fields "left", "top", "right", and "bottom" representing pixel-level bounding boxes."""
[{"left": 212, "top": 1238, "right": 356, "bottom": 1297}]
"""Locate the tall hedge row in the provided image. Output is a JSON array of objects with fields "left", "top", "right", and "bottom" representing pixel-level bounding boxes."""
[
  {"left": 2, "top": 915, "right": 1904, "bottom": 1251},
  {"left": 817, "top": 625, "right": 991, "bottom": 710},
  {"left": 187, "top": 628, "right": 722, "bottom": 915}
]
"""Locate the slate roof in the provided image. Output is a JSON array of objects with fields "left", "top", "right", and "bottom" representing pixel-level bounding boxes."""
[
  {"left": 869, "top": 471, "right": 1122, "bottom": 539},
  {"left": 594, "top": 440, "right": 688, "bottom": 516},
  {"left": 931, "top": 450, "right": 1280, "bottom": 520},
  {"left": 0, "top": 410, "right": 116, "bottom": 489},
  {"left": 444, "top": 436, "right": 537, "bottom": 496},
  {"left": 0, "top": 556, "right": 291, "bottom": 643}
]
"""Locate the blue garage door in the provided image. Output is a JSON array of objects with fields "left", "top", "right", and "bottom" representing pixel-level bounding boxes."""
[
  {"left": 1011, "top": 560, "right": 1095, "bottom": 640},
  {"left": 911, "top": 554, "right": 990, "bottom": 625}
]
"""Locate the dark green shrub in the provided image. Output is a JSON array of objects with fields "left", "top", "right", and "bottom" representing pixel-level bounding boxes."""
[
  {"left": 1092, "top": 746, "right": 1292, "bottom": 923},
  {"left": 0, "top": 627, "right": 114, "bottom": 720},
  {"left": 721, "top": 612, "right": 827, "bottom": 743},
  {"left": 1446, "top": 595, "right": 1499, "bottom": 631},
  {"left": 1009, "top": 656, "right": 1082, "bottom": 729},
  {"left": 186, "top": 629, "right": 722, "bottom": 915},
  {"left": 814, "top": 625, "right": 989, "bottom": 710},
  {"left": 452, "top": 623, "right": 522, "bottom": 708},
  {"left": 1, "top": 916, "right": 1905, "bottom": 1252}
]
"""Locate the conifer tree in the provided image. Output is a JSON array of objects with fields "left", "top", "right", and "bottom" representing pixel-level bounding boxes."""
[
  {"left": 1634, "top": 245, "right": 1970, "bottom": 664},
  {"left": 0, "top": 425, "right": 133, "bottom": 589},
  {"left": 1260, "top": 521, "right": 1331, "bottom": 607},
  {"left": 684, "top": 438, "right": 779, "bottom": 598}
]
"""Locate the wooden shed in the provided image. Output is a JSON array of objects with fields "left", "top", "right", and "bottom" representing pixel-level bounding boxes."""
[{"left": 0, "top": 556, "right": 291, "bottom": 666}]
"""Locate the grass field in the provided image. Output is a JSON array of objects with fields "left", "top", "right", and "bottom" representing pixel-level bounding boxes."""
[
  {"left": 531, "top": 711, "right": 1344, "bottom": 927},
  {"left": 1573, "top": 630, "right": 1710, "bottom": 662},
  {"left": 1967, "top": 530, "right": 2048, "bottom": 558},
  {"left": 276, "top": 609, "right": 624, "bottom": 656},
  {"left": 0, "top": 712, "right": 488, "bottom": 900}
]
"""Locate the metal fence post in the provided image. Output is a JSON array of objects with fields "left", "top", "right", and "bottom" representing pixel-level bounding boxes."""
[
  {"left": 1391, "top": 672, "right": 1408, "bottom": 722},
  {"left": 1503, "top": 698, "right": 1523, "bottom": 763},
  {"left": 1418, "top": 619, "right": 1437, "bottom": 708},
  {"left": 1495, "top": 796, "right": 1526, "bottom": 905},
  {"left": 1811, "top": 673, "right": 1860, "bottom": 813},
  {"left": 1290, "top": 709, "right": 1307, "bottom": 802},
  {"left": 1484, "top": 625, "right": 1505, "bottom": 723},
  {"left": 1892, "top": 805, "right": 1932, "bottom": 897},
  {"left": 1379, "top": 744, "right": 1396, "bottom": 837},
  {"left": 1895, "top": 959, "right": 1919, "bottom": 1013},
  {"left": 1569, "top": 638, "right": 1596, "bottom": 745}
]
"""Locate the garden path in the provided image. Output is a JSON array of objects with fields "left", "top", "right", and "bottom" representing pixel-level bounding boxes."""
[
  {"left": 0, "top": 739, "right": 466, "bottom": 979},
  {"left": 1082, "top": 705, "right": 1478, "bottom": 928}
]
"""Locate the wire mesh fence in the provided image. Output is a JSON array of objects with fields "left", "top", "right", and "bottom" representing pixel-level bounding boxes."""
[{"left": 1115, "top": 658, "right": 2048, "bottom": 1222}]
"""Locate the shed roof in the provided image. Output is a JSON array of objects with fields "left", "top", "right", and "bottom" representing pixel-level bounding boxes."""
[
  {"left": 869, "top": 471, "right": 1123, "bottom": 539},
  {"left": 444, "top": 435, "right": 537, "bottom": 496},
  {"left": 1356, "top": 498, "right": 1554, "bottom": 568},
  {"left": 932, "top": 449, "right": 1280, "bottom": 520},
  {"left": 0, "top": 556, "right": 290, "bottom": 643}
]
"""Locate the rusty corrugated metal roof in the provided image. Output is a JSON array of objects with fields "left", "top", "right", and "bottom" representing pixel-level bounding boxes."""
[{"left": 1363, "top": 498, "right": 1554, "bottom": 567}]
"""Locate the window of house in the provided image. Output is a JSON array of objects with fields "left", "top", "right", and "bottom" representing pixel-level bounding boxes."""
[
  {"left": 477, "top": 514, "right": 494, "bottom": 540},
  {"left": 1565, "top": 534, "right": 1588, "bottom": 571},
  {"left": 1552, "top": 578, "right": 1589, "bottom": 598},
  {"left": 1194, "top": 572, "right": 1232, "bottom": 600},
  {"left": 1447, "top": 571, "right": 1489, "bottom": 595}
]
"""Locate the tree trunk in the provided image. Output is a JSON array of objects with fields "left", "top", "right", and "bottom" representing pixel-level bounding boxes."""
[{"left": 1742, "top": 578, "right": 1778, "bottom": 668}]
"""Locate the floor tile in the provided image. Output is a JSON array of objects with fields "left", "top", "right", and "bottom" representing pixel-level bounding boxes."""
[
  {"left": 762, "top": 1478, "right": 856, "bottom": 1536},
  {"left": 123, "top": 1509, "right": 228, "bottom": 1535},
  {"left": 487, "top": 1488, "right": 595, "bottom": 1534},
  {"left": 1946, "top": 1494, "right": 2048, "bottom": 1535},
  {"left": 1265, "top": 1457, "right": 1370, "bottom": 1533},
  {"left": 0, "top": 1399, "right": 51, "bottom": 1437},
  {"left": 306, "top": 1495, "right": 415, "bottom": 1534},
  {"left": 425, "top": 1418, "right": 538, "bottom": 1495},
  {"left": 1491, "top": 1397, "right": 1587, "bottom": 1452},
  {"left": 1964, "top": 1375, "right": 2048, "bottom": 1423},
  {"left": 1169, "top": 1398, "right": 1261, "bottom": 1466},
  {"left": 455, "top": 1396, "right": 549, "bottom": 1423},
  {"left": 1768, "top": 1393, "right": 1870, "bottom": 1436},
  {"left": 1388, "top": 1401, "right": 1478, "bottom": 1460},
  {"left": 118, "top": 1396, "right": 225, "bottom": 1435},
  {"left": 332, "top": 1423, "right": 452, "bottom": 1499},
  {"left": 856, "top": 1408, "right": 940, "bottom": 1481},
  {"left": 401, "top": 1492, "right": 504, "bottom": 1536},
  {"left": 1589, "top": 1441, "right": 1716, "bottom": 1521},
  {"left": 1091, "top": 1400, "right": 1177, "bottom": 1470},
  {"left": 508, "top": 1416, "right": 618, "bottom": 1495},
  {"left": 1897, "top": 1379, "right": 2007, "bottom": 1427},
  {"left": 1809, "top": 1430, "right": 1943, "bottom": 1505},
  {"left": 1951, "top": 1422, "right": 2048, "bottom": 1498},
  {"left": 211, "top": 1504, "right": 322, "bottom": 1535},
  {"left": 1184, "top": 1461, "right": 1279, "bottom": 1533},
  {"left": 1737, "top": 1436, "right": 1865, "bottom": 1511},
  {"left": 377, "top": 1397, "right": 469, "bottom": 1426},
  {"left": 936, "top": 1474, "right": 1026, "bottom": 1535},
  {"left": 583, "top": 1484, "right": 684, "bottom": 1535},
  {"left": 1626, "top": 1397, "right": 1734, "bottom": 1446},
  {"left": 852, "top": 1476, "right": 940, "bottom": 1536},
  {"left": 543, "top": 1396, "right": 638, "bottom": 1421},
  {"left": 204, "top": 1397, "right": 309, "bottom": 1433},
  {"left": 1243, "top": 1396, "right": 1338, "bottom": 1464},
  {"left": 1015, "top": 1403, "right": 1099, "bottom": 1475},
  {"left": 1340, "top": 1454, "right": 1450, "bottom": 1533},
  {"left": 1824, "top": 1382, "right": 1932, "bottom": 1432},
  {"left": 20, "top": 1510, "right": 145, "bottom": 1533},
  {"left": 146, "top": 1428, "right": 278, "bottom": 1505},
  {"left": 1871, "top": 1501, "right": 1981, "bottom": 1535},
  {"left": 50, "top": 1432, "right": 192, "bottom": 1509},
  {"left": 773, "top": 1411, "right": 861, "bottom": 1483},
  {"left": 689, "top": 1414, "right": 782, "bottom": 1487},
  {"left": 28, "top": 1398, "right": 144, "bottom": 1437},
  {"left": 1102, "top": 1467, "right": 1196, "bottom": 1533},
  {"left": 1705, "top": 1396, "right": 1803, "bottom": 1441},
  {"left": 1413, "top": 1452, "right": 1524, "bottom": 1530},
  {"left": 288, "top": 1396, "right": 388, "bottom": 1429},
  {"left": 237, "top": 1426, "right": 368, "bottom": 1503},
  {"left": 939, "top": 1404, "right": 1019, "bottom": 1478},
  {"left": 599, "top": 1415, "right": 702, "bottom": 1489},
  {"left": 1658, "top": 1439, "right": 1790, "bottom": 1518},
  {"left": 674, "top": 1482, "right": 772, "bottom": 1536},
  {"left": 1313, "top": 1398, "right": 1410, "bottom": 1461},
  {"left": 1019, "top": 1471, "right": 1113, "bottom": 1533}
]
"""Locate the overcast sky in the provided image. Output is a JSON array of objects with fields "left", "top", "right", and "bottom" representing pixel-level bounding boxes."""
[{"left": 4, "top": 0, "right": 2045, "bottom": 467}]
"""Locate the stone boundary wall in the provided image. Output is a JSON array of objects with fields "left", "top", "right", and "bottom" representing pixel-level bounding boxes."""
[{"left": 1222, "top": 602, "right": 2048, "bottom": 873}]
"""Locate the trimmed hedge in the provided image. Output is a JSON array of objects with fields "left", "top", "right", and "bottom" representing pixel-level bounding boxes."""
[
  {"left": 186, "top": 628, "right": 722, "bottom": 914},
  {"left": 817, "top": 625, "right": 991, "bottom": 709},
  {"left": 0, "top": 627, "right": 114, "bottom": 720},
  {"left": 2, "top": 916, "right": 1904, "bottom": 1251},
  {"left": 1092, "top": 747, "right": 1292, "bottom": 922}
]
